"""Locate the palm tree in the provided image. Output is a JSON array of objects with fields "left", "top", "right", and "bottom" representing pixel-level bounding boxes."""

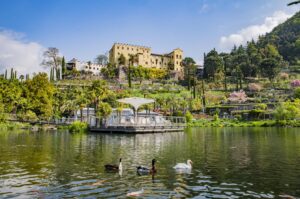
[
  {"left": 288, "top": 1, "right": 300, "bottom": 5},
  {"left": 128, "top": 54, "right": 136, "bottom": 88}
]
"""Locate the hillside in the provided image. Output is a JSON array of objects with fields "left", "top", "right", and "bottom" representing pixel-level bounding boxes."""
[{"left": 258, "top": 11, "right": 300, "bottom": 64}]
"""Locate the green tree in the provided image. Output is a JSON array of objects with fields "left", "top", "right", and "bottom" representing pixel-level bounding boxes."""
[
  {"left": 260, "top": 58, "right": 281, "bottom": 82},
  {"left": 128, "top": 54, "right": 136, "bottom": 88},
  {"left": 97, "top": 102, "right": 112, "bottom": 126},
  {"left": 25, "top": 73, "right": 55, "bottom": 120},
  {"left": 182, "top": 57, "right": 196, "bottom": 91},
  {"left": 95, "top": 54, "right": 108, "bottom": 65},
  {"left": 219, "top": 53, "right": 232, "bottom": 91},
  {"left": 118, "top": 54, "right": 126, "bottom": 66},
  {"left": 10, "top": 68, "right": 14, "bottom": 80},
  {"left": 259, "top": 44, "right": 283, "bottom": 82},
  {"left": 294, "top": 87, "right": 300, "bottom": 99},
  {"left": 203, "top": 49, "right": 223, "bottom": 81},
  {"left": 246, "top": 41, "right": 262, "bottom": 77},
  {"left": 61, "top": 56, "right": 66, "bottom": 79},
  {"left": 75, "top": 88, "right": 89, "bottom": 122}
]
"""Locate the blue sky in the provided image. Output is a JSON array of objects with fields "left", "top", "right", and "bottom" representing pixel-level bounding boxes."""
[{"left": 0, "top": 0, "right": 299, "bottom": 73}]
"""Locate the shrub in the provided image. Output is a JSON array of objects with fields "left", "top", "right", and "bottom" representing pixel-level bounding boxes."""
[
  {"left": 185, "top": 111, "right": 193, "bottom": 123},
  {"left": 255, "top": 103, "right": 267, "bottom": 110},
  {"left": 291, "top": 80, "right": 300, "bottom": 88},
  {"left": 248, "top": 83, "right": 262, "bottom": 92},
  {"left": 274, "top": 100, "right": 300, "bottom": 121},
  {"left": 228, "top": 90, "right": 247, "bottom": 103},
  {"left": 69, "top": 121, "right": 88, "bottom": 133},
  {"left": 213, "top": 114, "right": 219, "bottom": 122},
  {"left": 295, "top": 87, "right": 300, "bottom": 99},
  {"left": 279, "top": 72, "right": 289, "bottom": 80},
  {"left": 18, "top": 110, "right": 38, "bottom": 121}
]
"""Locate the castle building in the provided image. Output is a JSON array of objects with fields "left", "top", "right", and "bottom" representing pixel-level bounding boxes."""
[{"left": 109, "top": 43, "right": 183, "bottom": 72}]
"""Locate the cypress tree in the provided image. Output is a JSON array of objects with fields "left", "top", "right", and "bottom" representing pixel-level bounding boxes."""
[
  {"left": 61, "top": 56, "right": 66, "bottom": 79},
  {"left": 50, "top": 68, "right": 53, "bottom": 81},
  {"left": 14, "top": 71, "right": 17, "bottom": 80},
  {"left": 4, "top": 69, "right": 7, "bottom": 79},
  {"left": 52, "top": 68, "right": 54, "bottom": 81},
  {"left": 26, "top": 74, "right": 29, "bottom": 80},
  {"left": 10, "top": 68, "right": 14, "bottom": 80},
  {"left": 56, "top": 68, "right": 60, "bottom": 81}
]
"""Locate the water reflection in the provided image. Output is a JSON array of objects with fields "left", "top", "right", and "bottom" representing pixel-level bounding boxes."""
[{"left": 0, "top": 128, "right": 300, "bottom": 198}]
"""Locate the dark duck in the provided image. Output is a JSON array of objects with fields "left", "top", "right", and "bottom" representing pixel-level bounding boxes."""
[
  {"left": 104, "top": 158, "right": 122, "bottom": 171},
  {"left": 137, "top": 159, "right": 157, "bottom": 175}
]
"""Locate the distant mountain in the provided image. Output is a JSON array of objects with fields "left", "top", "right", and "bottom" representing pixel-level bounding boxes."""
[{"left": 258, "top": 11, "right": 300, "bottom": 64}]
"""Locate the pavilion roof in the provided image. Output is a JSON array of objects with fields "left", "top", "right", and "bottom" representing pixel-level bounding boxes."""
[{"left": 117, "top": 97, "right": 154, "bottom": 110}]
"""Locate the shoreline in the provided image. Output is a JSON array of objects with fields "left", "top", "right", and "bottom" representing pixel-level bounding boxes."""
[
  {"left": 188, "top": 119, "right": 300, "bottom": 128},
  {"left": 1, "top": 119, "right": 300, "bottom": 131}
]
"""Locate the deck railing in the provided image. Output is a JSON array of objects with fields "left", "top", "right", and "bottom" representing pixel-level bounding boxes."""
[{"left": 89, "top": 115, "right": 186, "bottom": 128}]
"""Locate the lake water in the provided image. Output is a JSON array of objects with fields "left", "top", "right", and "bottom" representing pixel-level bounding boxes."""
[{"left": 0, "top": 128, "right": 300, "bottom": 198}]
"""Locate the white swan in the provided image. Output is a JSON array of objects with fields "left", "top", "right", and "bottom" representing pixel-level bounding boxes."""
[{"left": 173, "top": 160, "right": 193, "bottom": 169}]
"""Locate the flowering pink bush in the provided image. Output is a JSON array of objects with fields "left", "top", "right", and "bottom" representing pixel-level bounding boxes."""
[
  {"left": 228, "top": 90, "right": 247, "bottom": 103},
  {"left": 291, "top": 80, "right": 300, "bottom": 88},
  {"left": 248, "top": 83, "right": 262, "bottom": 92}
]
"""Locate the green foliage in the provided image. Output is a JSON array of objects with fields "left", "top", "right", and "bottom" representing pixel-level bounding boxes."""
[
  {"left": 69, "top": 121, "right": 88, "bottom": 133},
  {"left": 258, "top": 11, "right": 300, "bottom": 64},
  {"left": 182, "top": 57, "right": 196, "bottom": 90},
  {"left": 274, "top": 100, "right": 300, "bottom": 121},
  {"left": 295, "top": 87, "right": 300, "bottom": 99},
  {"left": 18, "top": 110, "right": 38, "bottom": 121},
  {"left": 101, "top": 63, "right": 118, "bottom": 79},
  {"left": 255, "top": 103, "right": 267, "bottom": 110},
  {"left": 204, "top": 49, "right": 224, "bottom": 81},
  {"left": 213, "top": 113, "right": 219, "bottom": 121},
  {"left": 185, "top": 111, "right": 193, "bottom": 123},
  {"left": 61, "top": 56, "right": 66, "bottom": 78},
  {"left": 25, "top": 73, "right": 55, "bottom": 119},
  {"left": 0, "top": 102, "right": 6, "bottom": 123},
  {"left": 129, "top": 65, "right": 167, "bottom": 83},
  {"left": 97, "top": 102, "right": 112, "bottom": 118},
  {"left": 118, "top": 54, "right": 126, "bottom": 65}
]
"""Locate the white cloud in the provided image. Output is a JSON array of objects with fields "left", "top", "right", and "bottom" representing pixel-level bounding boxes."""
[
  {"left": 0, "top": 30, "right": 46, "bottom": 75},
  {"left": 219, "top": 11, "right": 293, "bottom": 52}
]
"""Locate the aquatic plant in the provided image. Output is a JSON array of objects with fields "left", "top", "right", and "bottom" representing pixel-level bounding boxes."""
[{"left": 69, "top": 121, "right": 88, "bottom": 133}]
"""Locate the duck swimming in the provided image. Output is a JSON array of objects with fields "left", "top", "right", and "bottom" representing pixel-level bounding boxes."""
[
  {"left": 105, "top": 158, "right": 122, "bottom": 171},
  {"left": 137, "top": 159, "right": 156, "bottom": 175},
  {"left": 173, "top": 159, "right": 193, "bottom": 170}
]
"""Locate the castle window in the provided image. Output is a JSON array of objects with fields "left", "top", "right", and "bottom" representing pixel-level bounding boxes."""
[
  {"left": 86, "top": 66, "right": 88, "bottom": 69},
  {"left": 117, "top": 47, "right": 119, "bottom": 49},
  {"left": 146, "top": 62, "right": 148, "bottom": 65},
  {"left": 127, "top": 47, "right": 129, "bottom": 50},
  {"left": 176, "top": 55, "right": 178, "bottom": 58}
]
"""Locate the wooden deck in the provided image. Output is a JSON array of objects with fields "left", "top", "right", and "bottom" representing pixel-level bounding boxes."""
[{"left": 89, "top": 125, "right": 185, "bottom": 134}]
